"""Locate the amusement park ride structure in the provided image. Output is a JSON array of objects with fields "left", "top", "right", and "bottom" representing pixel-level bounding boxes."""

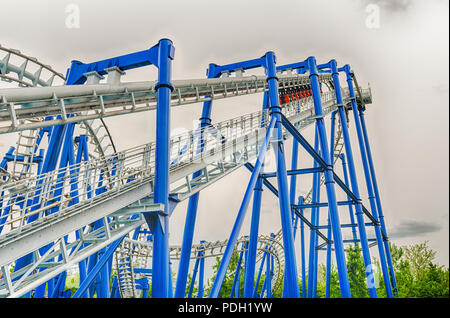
[{"left": 0, "top": 39, "right": 397, "bottom": 298}]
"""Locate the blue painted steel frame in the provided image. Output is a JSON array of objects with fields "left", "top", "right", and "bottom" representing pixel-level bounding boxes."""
[
  {"left": 340, "top": 65, "right": 394, "bottom": 298},
  {"left": 175, "top": 59, "right": 252, "bottom": 298},
  {"left": 321, "top": 59, "right": 377, "bottom": 297},
  {"left": 208, "top": 52, "right": 302, "bottom": 298},
  {"left": 65, "top": 39, "right": 176, "bottom": 298},
  {"left": 208, "top": 115, "right": 277, "bottom": 298},
  {"left": 2, "top": 41, "right": 392, "bottom": 299},
  {"left": 142, "top": 39, "right": 175, "bottom": 298}
]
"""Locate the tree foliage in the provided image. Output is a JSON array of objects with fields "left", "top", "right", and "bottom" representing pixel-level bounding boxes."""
[
  {"left": 389, "top": 241, "right": 448, "bottom": 298},
  {"left": 203, "top": 240, "right": 448, "bottom": 298}
]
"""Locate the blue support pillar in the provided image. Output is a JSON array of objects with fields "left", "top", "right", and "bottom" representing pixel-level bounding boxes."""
[
  {"left": 325, "top": 111, "right": 336, "bottom": 299},
  {"left": 329, "top": 110, "right": 337, "bottom": 160},
  {"left": 230, "top": 241, "right": 246, "bottom": 298},
  {"left": 243, "top": 174, "right": 263, "bottom": 298},
  {"left": 111, "top": 276, "right": 120, "bottom": 298},
  {"left": 328, "top": 60, "right": 377, "bottom": 297},
  {"left": 176, "top": 191, "right": 200, "bottom": 297},
  {"left": 17, "top": 120, "right": 72, "bottom": 298},
  {"left": 243, "top": 89, "right": 270, "bottom": 298},
  {"left": 341, "top": 65, "right": 393, "bottom": 298},
  {"left": 325, "top": 215, "right": 332, "bottom": 298},
  {"left": 307, "top": 126, "right": 320, "bottom": 298},
  {"left": 175, "top": 64, "right": 216, "bottom": 298},
  {"left": 187, "top": 257, "right": 200, "bottom": 298},
  {"left": 253, "top": 251, "right": 267, "bottom": 297},
  {"left": 338, "top": 154, "right": 359, "bottom": 244},
  {"left": 208, "top": 116, "right": 277, "bottom": 298},
  {"left": 285, "top": 136, "right": 299, "bottom": 298},
  {"left": 290, "top": 140, "right": 299, "bottom": 221},
  {"left": 197, "top": 241, "right": 205, "bottom": 298},
  {"left": 97, "top": 249, "right": 110, "bottom": 298},
  {"left": 264, "top": 250, "right": 272, "bottom": 298},
  {"left": 307, "top": 56, "right": 351, "bottom": 298},
  {"left": 358, "top": 105, "right": 398, "bottom": 295},
  {"left": 142, "top": 39, "right": 175, "bottom": 298},
  {"left": 265, "top": 52, "right": 299, "bottom": 298},
  {"left": 297, "top": 196, "right": 307, "bottom": 298},
  {"left": 72, "top": 237, "right": 125, "bottom": 298}
]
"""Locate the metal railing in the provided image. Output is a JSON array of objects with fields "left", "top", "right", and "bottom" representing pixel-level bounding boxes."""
[{"left": 0, "top": 73, "right": 332, "bottom": 133}]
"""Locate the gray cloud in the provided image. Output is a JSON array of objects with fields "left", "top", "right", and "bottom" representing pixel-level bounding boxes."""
[
  {"left": 389, "top": 220, "right": 443, "bottom": 239},
  {"left": 360, "top": 0, "right": 413, "bottom": 12},
  {"left": 432, "top": 84, "right": 449, "bottom": 95}
]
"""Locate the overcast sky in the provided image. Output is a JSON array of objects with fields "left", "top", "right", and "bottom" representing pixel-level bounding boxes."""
[{"left": 1, "top": 0, "right": 448, "bottom": 269}]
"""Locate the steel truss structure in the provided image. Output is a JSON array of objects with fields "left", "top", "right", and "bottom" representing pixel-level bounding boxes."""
[{"left": 0, "top": 39, "right": 397, "bottom": 298}]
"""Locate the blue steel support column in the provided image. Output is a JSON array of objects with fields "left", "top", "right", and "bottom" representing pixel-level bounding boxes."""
[
  {"left": 110, "top": 276, "right": 120, "bottom": 298},
  {"left": 265, "top": 250, "right": 272, "bottom": 298},
  {"left": 307, "top": 126, "right": 320, "bottom": 298},
  {"left": 324, "top": 110, "right": 337, "bottom": 299},
  {"left": 73, "top": 237, "right": 125, "bottom": 298},
  {"left": 197, "top": 241, "right": 205, "bottom": 298},
  {"left": 290, "top": 139, "right": 299, "bottom": 221},
  {"left": 342, "top": 64, "right": 393, "bottom": 297},
  {"left": 208, "top": 116, "right": 277, "bottom": 298},
  {"left": 268, "top": 232, "right": 275, "bottom": 298},
  {"left": 307, "top": 56, "right": 351, "bottom": 298},
  {"left": 243, "top": 174, "right": 263, "bottom": 298},
  {"left": 298, "top": 196, "right": 307, "bottom": 298},
  {"left": 265, "top": 52, "right": 300, "bottom": 298},
  {"left": 230, "top": 240, "right": 246, "bottom": 298},
  {"left": 243, "top": 90, "right": 270, "bottom": 298},
  {"left": 47, "top": 125, "right": 76, "bottom": 298},
  {"left": 144, "top": 39, "right": 174, "bottom": 298},
  {"left": 285, "top": 134, "right": 299, "bottom": 297},
  {"left": 338, "top": 154, "right": 358, "bottom": 244},
  {"left": 16, "top": 120, "right": 70, "bottom": 298},
  {"left": 253, "top": 251, "right": 267, "bottom": 297},
  {"left": 325, "top": 214, "right": 332, "bottom": 298},
  {"left": 329, "top": 111, "right": 337, "bottom": 160},
  {"left": 293, "top": 213, "right": 299, "bottom": 241},
  {"left": 187, "top": 257, "right": 200, "bottom": 298},
  {"left": 324, "top": 111, "right": 336, "bottom": 299},
  {"left": 97, "top": 249, "right": 110, "bottom": 298},
  {"left": 176, "top": 191, "right": 200, "bottom": 297},
  {"left": 175, "top": 64, "right": 216, "bottom": 298},
  {"left": 358, "top": 105, "right": 398, "bottom": 295},
  {"left": 329, "top": 60, "right": 377, "bottom": 297}
]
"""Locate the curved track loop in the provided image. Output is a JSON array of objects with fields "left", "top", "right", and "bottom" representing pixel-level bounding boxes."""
[
  {"left": 0, "top": 45, "right": 116, "bottom": 185},
  {"left": 0, "top": 46, "right": 117, "bottom": 296}
]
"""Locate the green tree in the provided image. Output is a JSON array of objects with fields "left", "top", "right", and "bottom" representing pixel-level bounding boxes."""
[
  {"left": 403, "top": 241, "right": 436, "bottom": 281},
  {"left": 205, "top": 252, "right": 242, "bottom": 298},
  {"left": 346, "top": 245, "right": 369, "bottom": 298},
  {"left": 200, "top": 241, "right": 449, "bottom": 299},
  {"left": 387, "top": 241, "right": 448, "bottom": 298},
  {"left": 316, "top": 264, "right": 341, "bottom": 298},
  {"left": 184, "top": 273, "right": 198, "bottom": 297},
  {"left": 412, "top": 263, "right": 449, "bottom": 298},
  {"left": 205, "top": 251, "right": 277, "bottom": 298}
]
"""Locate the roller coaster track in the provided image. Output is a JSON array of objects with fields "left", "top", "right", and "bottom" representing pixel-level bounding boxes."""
[
  {"left": 0, "top": 71, "right": 329, "bottom": 134},
  {"left": 0, "top": 45, "right": 375, "bottom": 298},
  {"left": 114, "top": 105, "right": 348, "bottom": 298},
  {"left": 116, "top": 233, "right": 285, "bottom": 298},
  {"left": 0, "top": 45, "right": 117, "bottom": 184},
  {"left": 0, "top": 82, "right": 370, "bottom": 297}
]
